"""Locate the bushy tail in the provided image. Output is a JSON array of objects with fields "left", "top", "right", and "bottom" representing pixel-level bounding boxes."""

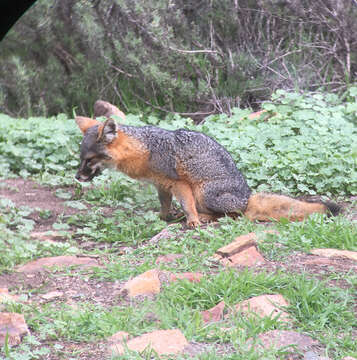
[
  {"left": 243, "top": 192, "right": 341, "bottom": 222},
  {"left": 322, "top": 200, "right": 341, "bottom": 217}
]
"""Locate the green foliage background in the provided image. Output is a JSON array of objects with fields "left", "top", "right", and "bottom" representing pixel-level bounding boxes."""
[{"left": 1, "top": 90, "right": 356, "bottom": 197}]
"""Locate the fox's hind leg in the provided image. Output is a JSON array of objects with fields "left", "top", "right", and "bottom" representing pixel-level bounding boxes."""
[{"left": 171, "top": 182, "right": 200, "bottom": 228}]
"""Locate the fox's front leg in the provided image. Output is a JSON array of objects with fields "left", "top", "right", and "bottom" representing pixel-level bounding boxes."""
[
  {"left": 157, "top": 186, "right": 173, "bottom": 221},
  {"left": 171, "top": 182, "right": 200, "bottom": 228}
]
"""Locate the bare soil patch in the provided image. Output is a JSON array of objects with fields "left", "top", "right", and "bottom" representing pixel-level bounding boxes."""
[
  {"left": 0, "top": 178, "right": 356, "bottom": 359},
  {"left": 254, "top": 252, "right": 357, "bottom": 288},
  {"left": 0, "top": 178, "right": 80, "bottom": 232}
]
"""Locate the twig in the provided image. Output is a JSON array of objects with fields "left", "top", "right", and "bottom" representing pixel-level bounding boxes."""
[
  {"left": 167, "top": 47, "right": 218, "bottom": 54},
  {"left": 130, "top": 91, "right": 215, "bottom": 117},
  {"left": 105, "top": 61, "right": 133, "bottom": 78}
]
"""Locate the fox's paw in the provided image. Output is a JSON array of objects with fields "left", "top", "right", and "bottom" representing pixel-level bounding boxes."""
[
  {"left": 198, "top": 213, "right": 220, "bottom": 223},
  {"left": 186, "top": 218, "right": 201, "bottom": 228},
  {"left": 159, "top": 208, "right": 185, "bottom": 222}
]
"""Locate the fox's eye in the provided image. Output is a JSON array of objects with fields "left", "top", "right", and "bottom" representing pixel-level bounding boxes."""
[{"left": 87, "top": 158, "right": 96, "bottom": 166}]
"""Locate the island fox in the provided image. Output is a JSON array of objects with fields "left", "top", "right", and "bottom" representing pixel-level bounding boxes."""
[{"left": 74, "top": 102, "right": 340, "bottom": 227}]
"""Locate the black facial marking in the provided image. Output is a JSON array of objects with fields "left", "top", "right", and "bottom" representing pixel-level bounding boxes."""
[{"left": 75, "top": 125, "right": 111, "bottom": 181}]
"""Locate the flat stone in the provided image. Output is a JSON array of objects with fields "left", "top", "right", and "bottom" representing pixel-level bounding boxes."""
[
  {"left": 169, "top": 272, "right": 203, "bottom": 283},
  {"left": 107, "top": 331, "right": 130, "bottom": 344},
  {"left": 216, "top": 232, "right": 257, "bottom": 257},
  {"left": 0, "top": 288, "right": 19, "bottom": 303},
  {"left": 30, "top": 231, "right": 64, "bottom": 241},
  {"left": 155, "top": 254, "right": 183, "bottom": 264},
  {"left": 0, "top": 312, "right": 30, "bottom": 345},
  {"left": 94, "top": 100, "right": 125, "bottom": 119},
  {"left": 219, "top": 257, "right": 232, "bottom": 267},
  {"left": 233, "top": 294, "right": 290, "bottom": 322},
  {"left": 310, "top": 249, "right": 357, "bottom": 262},
  {"left": 303, "top": 257, "right": 337, "bottom": 266},
  {"left": 17, "top": 256, "right": 99, "bottom": 273},
  {"left": 122, "top": 269, "right": 161, "bottom": 298},
  {"left": 109, "top": 329, "right": 188, "bottom": 356},
  {"left": 254, "top": 330, "right": 319, "bottom": 352},
  {"left": 225, "top": 246, "right": 265, "bottom": 267},
  {"left": 247, "top": 110, "right": 269, "bottom": 120},
  {"left": 41, "top": 291, "right": 64, "bottom": 300},
  {"left": 149, "top": 226, "right": 174, "bottom": 244},
  {"left": 304, "top": 351, "right": 320, "bottom": 360},
  {"left": 304, "top": 351, "right": 330, "bottom": 360},
  {"left": 201, "top": 301, "right": 225, "bottom": 323},
  {"left": 263, "top": 229, "right": 280, "bottom": 236}
]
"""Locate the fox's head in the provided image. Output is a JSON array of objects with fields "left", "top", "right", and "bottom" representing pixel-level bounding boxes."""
[{"left": 75, "top": 116, "right": 119, "bottom": 182}]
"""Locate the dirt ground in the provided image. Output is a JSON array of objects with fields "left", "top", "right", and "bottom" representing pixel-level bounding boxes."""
[{"left": 0, "top": 177, "right": 356, "bottom": 359}]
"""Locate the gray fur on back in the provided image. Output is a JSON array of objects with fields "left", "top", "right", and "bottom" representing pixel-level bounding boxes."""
[{"left": 119, "top": 124, "right": 251, "bottom": 203}]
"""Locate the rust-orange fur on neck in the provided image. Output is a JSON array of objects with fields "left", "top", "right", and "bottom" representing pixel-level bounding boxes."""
[{"left": 106, "top": 130, "right": 150, "bottom": 179}]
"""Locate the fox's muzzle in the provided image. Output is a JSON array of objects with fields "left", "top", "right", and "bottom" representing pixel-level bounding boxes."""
[{"left": 75, "top": 165, "right": 102, "bottom": 182}]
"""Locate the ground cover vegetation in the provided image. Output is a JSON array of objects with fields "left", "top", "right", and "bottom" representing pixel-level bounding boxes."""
[
  {"left": 0, "top": 90, "right": 356, "bottom": 359},
  {"left": 0, "top": 0, "right": 356, "bottom": 118}
]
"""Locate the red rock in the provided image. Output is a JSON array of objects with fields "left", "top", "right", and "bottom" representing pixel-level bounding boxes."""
[
  {"left": 0, "top": 312, "right": 30, "bottom": 345},
  {"left": 216, "top": 232, "right": 257, "bottom": 257},
  {"left": 107, "top": 331, "right": 130, "bottom": 344},
  {"left": 109, "top": 329, "right": 188, "bottom": 356},
  {"left": 263, "top": 229, "right": 280, "bottom": 236},
  {"left": 225, "top": 246, "right": 265, "bottom": 267},
  {"left": 17, "top": 256, "right": 99, "bottom": 273},
  {"left": 247, "top": 110, "right": 265, "bottom": 120},
  {"left": 0, "top": 288, "right": 19, "bottom": 303},
  {"left": 201, "top": 301, "right": 225, "bottom": 323},
  {"left": 41, "top": 291, "right": 63, "bottom": 300},
  {"left": 149, "top": 226, "right": 175, "bottom": 244},
  {"left": 122, "top": 269, "right": 161, "bottom": 298},
  {"left": 30, "top": 231, "right": 64, "bottom": 241},
  {"left": 169, "top": 272, "right": 203, "bottom": 283},
  {"left": 310, "top": 249, "right": 357, "bottom": 262},
  {"left": 233, "top": 294, "right": 290, "bottom": 322},
  {"left": 155, "top": 254, "right": 183, "bottom": 264},
  {"left": 254, "top": 330, "right": 318, "bottom": 351},
  {"left": 219, "top": 257, "right": 232, "bottom": 267},
  {"left": 303, "top": 257, "right": 337, "bottom": 266}
]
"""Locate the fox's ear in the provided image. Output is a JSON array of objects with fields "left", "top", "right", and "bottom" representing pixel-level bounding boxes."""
[
  {"left": 97, "top": 118, "right": 118, "bottom": 143},
  {"left": 75, "top": 116, "right": 100, "bottom": 134}
]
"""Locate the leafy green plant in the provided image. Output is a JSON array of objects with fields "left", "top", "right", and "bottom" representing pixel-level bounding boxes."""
[
  {"left": 0, "top": 113, "right": 80, "bottom": 178},
  {"left": 198, "top": 91, "right": 357, "bottom": 196},
  {"left": 1, "top": 90, "right": 356, "bottom": 197}
]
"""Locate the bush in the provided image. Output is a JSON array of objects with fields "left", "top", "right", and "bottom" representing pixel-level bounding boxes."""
[
  {"left": 0, "top": 0, "right": 356, "bottom": 118},
  {"left": 0, "top": 114, "right": 81, "bottom": 178},
  {"left": 198, "top": 90, "right": 357, "bottom": 196}
]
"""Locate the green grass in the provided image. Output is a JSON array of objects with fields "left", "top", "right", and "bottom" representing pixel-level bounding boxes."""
[
  {"left": 0, "top": 175, "right": 356, "bottom": 359},
  {"left": 2, "top": 269, "right": 355, "bottom": 359},
  {"left": 259, "top": 214, "right": 357, "bottom": 261}
]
